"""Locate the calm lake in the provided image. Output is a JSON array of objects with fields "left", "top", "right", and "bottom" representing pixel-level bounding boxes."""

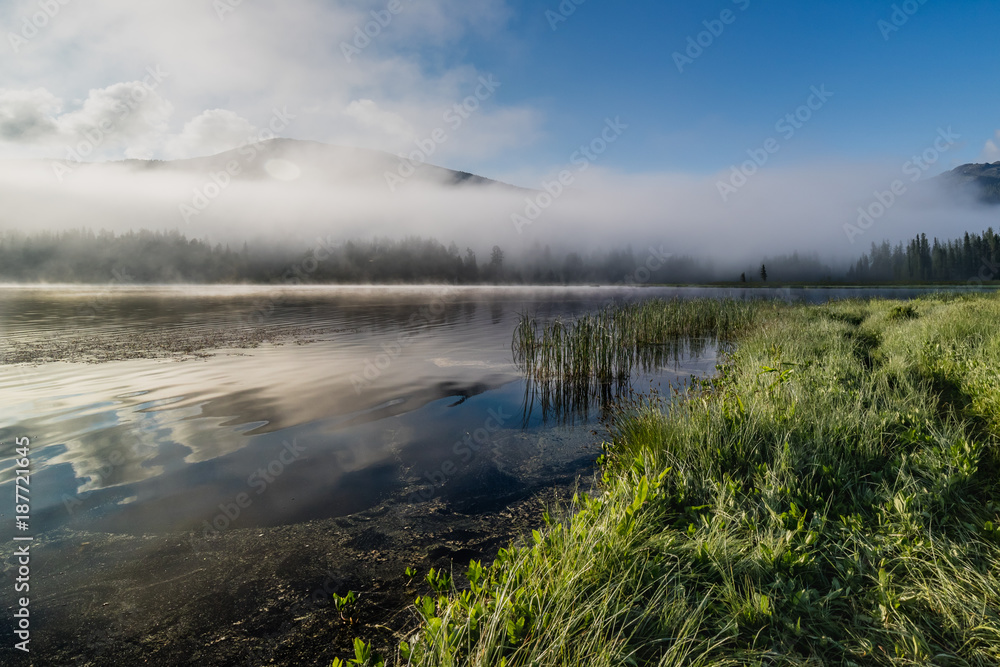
[
  {"left": 0, "top": 284, "right": 983, "bottom": 664},
  {"left": 0, "top": 284, "right": 979, "bottom": 534}
]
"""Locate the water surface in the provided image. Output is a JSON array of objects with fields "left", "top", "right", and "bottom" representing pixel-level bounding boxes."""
[
  {"left": 2, "top": 284, "right": 984, "bottom": 664},
  {"left": 1, "top": 286, "right": 716, "bottom": 537},
  {"left": 0, "top": 284, "right": 975, "bottom": 537}
]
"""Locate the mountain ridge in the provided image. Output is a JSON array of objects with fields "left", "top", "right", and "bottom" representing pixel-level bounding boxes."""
[
  {"left": 8, "top": 138, "right": 523, "bottom": 191},
  {"left": 936, "top": 161, "right": 1000, "bottom": 204}
]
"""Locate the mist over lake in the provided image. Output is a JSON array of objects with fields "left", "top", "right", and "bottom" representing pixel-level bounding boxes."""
[{"left": 4, "top": 0, "right": 1000, "bottom": 664}]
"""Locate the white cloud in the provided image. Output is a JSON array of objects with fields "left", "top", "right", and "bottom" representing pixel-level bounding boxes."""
[
  {"left": 0, "top": 88, "right": 62, "bottom": 143},
  {"left": 0, "top": 0, "right": 538, "bottom": 169},
  {"left": 439, "top": 106, "right": 543, "bottom": 162},
  {"left": 0, "top": 88, "right": 62, "bottom": 142},
  {"left": 342, "top": 99, "right": 414, "bottom": 143},
  {"left": 981, "top": 131, "right": 1000, "bottom": 163},
  {"left": 0, "top": 81, "right": 173, "bottom": 159},
  {"left": 163, "top": 109, "right": 258, "bottom": 160}
]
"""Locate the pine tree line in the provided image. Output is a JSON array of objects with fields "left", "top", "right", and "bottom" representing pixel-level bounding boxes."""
[
  {"left": 0, "top": 229, "right": 254, "bottom": 283},
  {"left": 1, "top": 227, "right": 997, "bottom": 285},
  {"left": 847, "top": 229, "right": 1000, "bottom": 283}
]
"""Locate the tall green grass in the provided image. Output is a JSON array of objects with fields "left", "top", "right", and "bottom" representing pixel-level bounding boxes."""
[
  {"left": 512, "top": 298, "right": 770, "bottom": 424},
  {"left": 343, "top": 293, "right": 1000, "bottom": 666},
  {"left": 512, "top": 299, "right": 768, "bottom": 421}
]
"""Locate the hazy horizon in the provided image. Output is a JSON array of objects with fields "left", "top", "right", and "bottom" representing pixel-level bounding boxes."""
[{"left": 2, "top": 1, "right": 1000, "bottom": 266}]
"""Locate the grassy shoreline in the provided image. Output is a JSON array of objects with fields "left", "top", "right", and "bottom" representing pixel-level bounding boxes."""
[{"left": 344, "top": 293, "right": 1000, "bottom": 666}]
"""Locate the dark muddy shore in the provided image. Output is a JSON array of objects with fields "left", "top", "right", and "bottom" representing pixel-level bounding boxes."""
[
  {"left": 0, "top": 287, "right": 615, "bottom": 665},
  {"left": 1, "top": 476, "right": 591, "bottom": 666}
]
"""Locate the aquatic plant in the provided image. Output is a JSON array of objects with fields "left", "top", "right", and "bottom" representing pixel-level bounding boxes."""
[
  {"left": 386, "top": 293, "right": 1000, "bottom": 666},
  {"left": 513, "top": 298, "right": 767, "bottom": 422},
  {"left": 512, "top": 298, "right": 764, "bottom": 383}
]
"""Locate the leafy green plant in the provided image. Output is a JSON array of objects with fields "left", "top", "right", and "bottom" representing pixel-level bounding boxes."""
[
  {"left": 466, "top": 560, "right": 485, "bottom": 593},
  {"left": 887, "top": 303, "right": 918, "bottom": 320},
  {"left": 425, "top": 567, "right": 452, "bottom": 593},
  {"left": 331, "top": 638, "right": 384, "bottom": 667},
  {"left": 332, "top": 590, "right": 357, "bottom": 621},
  {"left": 370, "top": 294, "right": 1000, "bottom": 667}
]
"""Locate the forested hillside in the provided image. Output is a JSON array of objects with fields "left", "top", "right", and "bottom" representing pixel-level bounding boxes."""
[{"left": 1, "top": 228, "right": 997, "bottom": 285}]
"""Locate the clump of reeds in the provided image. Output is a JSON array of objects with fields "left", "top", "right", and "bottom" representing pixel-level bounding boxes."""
[
  {"left": 336, "top": 293, "right": 1000, "bottom": 667},
  {"left": 512, "top": 298, "right": 765, "bottom": 386}
]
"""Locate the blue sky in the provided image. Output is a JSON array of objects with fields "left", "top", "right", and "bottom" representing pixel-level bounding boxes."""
[
  {"left": 454, "top": 0, "right": 1000, "bottom": 178},
  {"left": 1, "top": 0, "right": 997, "bottom": 184},
  {"left": 1, "top": 0, "right": 998, "bottom": 258}
]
